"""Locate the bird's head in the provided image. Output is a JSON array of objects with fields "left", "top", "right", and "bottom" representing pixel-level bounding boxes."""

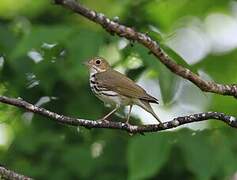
[{"left": 84, "top": 57, "right": 111, "bottom": 74}]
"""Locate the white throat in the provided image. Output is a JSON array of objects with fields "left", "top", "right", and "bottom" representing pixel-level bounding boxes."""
[{"left": 89, "top": 66, "right": 106, "bottom": 77}]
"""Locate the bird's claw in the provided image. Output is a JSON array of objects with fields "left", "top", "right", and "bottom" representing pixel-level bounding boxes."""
[
  {"left": 159, "top": 122, "right": 165, "bottom": 128},
  {"left": 97, "top": 118, "right": 109, "bottom": 123},
  {"left": 124, "top": 121, "right": 131, "bottom": 126}
]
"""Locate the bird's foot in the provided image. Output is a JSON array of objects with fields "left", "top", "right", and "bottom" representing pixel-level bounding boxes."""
[
  {"left": 159, "top": 122, "right": 165, "bottom": 128},
  {"left": 124, "top": 119, "right": 132, "bottom": 127},
  {"left": 125, "top": 121, "right": 131, "bottom": 126},
  {"left": 97, "top": 118, "right": 110, "bottom": 123}
]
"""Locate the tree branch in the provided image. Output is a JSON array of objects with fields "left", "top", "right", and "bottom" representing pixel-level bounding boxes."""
[
  {"left": 54, "top": 0, "right": 237, "bottom": 98},
  {"left": 0, "top": 165, "right": 33, "bottom": 180},
  {"left": 0, "top": 95, "right": 236, "bottom": 134}
]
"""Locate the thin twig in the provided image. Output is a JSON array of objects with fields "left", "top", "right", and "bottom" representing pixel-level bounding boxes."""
[
  {"left": 0, "top": 96, "right": 236, "bottom": 134},
  {"left": 54, "top": 0, "right": 237, "bottom": 98},
  {"left": 0, "top": 165, "right": 33, "bottom": 180}
]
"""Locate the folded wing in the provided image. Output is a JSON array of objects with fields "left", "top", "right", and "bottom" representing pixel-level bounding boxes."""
[{"left": 95, "top": 69, "right": 159, "bottom": 104}]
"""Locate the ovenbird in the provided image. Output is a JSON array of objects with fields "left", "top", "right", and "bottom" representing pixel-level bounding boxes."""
[{"left": 84, "top": 57, "right": 162, "bottom": 125}]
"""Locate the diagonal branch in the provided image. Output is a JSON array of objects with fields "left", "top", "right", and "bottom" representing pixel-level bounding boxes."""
[
  {"left": 54, "top": 0, "right": 237, "bottom": 98},
  {"left": 0, "top": 95, "right": 236, "bottom": 134},
  {"left": 0, "top": 165, "right": 33, "bottom": 180}
]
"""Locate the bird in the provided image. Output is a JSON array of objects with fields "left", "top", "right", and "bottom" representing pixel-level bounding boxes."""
[{"left": 84, "top": 57, "right": 163, "bottom": 125}]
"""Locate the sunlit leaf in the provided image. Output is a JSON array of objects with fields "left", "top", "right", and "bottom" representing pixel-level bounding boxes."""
[{"left": 128, "top": 132, "right": 172, "bottom": 180}]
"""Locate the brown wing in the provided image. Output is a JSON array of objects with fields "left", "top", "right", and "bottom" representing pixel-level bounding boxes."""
[{"left": 95, "top": 69, "right": 159, "bottom": 104}]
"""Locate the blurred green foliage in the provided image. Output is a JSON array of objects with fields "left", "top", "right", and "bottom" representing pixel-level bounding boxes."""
[{"left": 0, "top": 0, "right": 237, "bottom": 179}]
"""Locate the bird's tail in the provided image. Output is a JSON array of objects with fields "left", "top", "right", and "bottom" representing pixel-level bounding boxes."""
[{"left": 136, "top": 99, "right": 162, "bottom": 124}]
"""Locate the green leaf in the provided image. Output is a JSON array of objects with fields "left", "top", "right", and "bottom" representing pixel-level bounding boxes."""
[
  {"left": 123, "top": 44, "right": 179, "bottom": 104},
  {"left": 128, "top": 132, "right": 172, "bottom": 180},
  {"left": 126, "top": 66, "right": 146, "bottom": 80},
  {"left": 178, "top": 130, "right": 218, "bottom": 180},
  {"left": 0, "top": 24, "right": 18, "bottom": 54},
  {"left": 11, "top": 25, "right": 74, "bottom": 59},
  {"left": 0, "top": 0, "right": 48, "bottom": 18},
  {"left": 144, "top": 0, "right": 230, "bottom": 31},
  {"left": 177, "top": 129, "right": 237, "bottom": 180},
  {"left": 161, "top": 43, "right": 197, "bottom": 73},
  {"left": 157, "top": 64, "right": 179, "bottom": 104},
  {"left": 62, "top": 145, "right": 95, "bottom": 178},
  {"left": 194, "top": 50, "right": 237, "bottom": 84},
  {"left": 194, "top": 50, "right": 237, "bottom": 116}
]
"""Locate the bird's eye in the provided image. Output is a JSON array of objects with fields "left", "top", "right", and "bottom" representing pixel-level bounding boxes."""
[{"left": 95, "top": 59, "right": 101, "bottom": 65}]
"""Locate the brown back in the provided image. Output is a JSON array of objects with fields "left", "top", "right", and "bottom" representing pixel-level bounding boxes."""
[{"left": 95, "top": 69, "right": 159, "bottom": 103}]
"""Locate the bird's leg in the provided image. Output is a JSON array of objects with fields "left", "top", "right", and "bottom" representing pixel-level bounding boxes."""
[
  {"left": 101, "top": 105, "right": 119, "bottom": 121},
  {"left": 125, "top": 105, "right": 133, "bottom": 124}
]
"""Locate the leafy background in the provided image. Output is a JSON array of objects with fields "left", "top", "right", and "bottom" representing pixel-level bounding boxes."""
[{"left": 0, "top": 0, "right": 237, "bottom": 179}]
